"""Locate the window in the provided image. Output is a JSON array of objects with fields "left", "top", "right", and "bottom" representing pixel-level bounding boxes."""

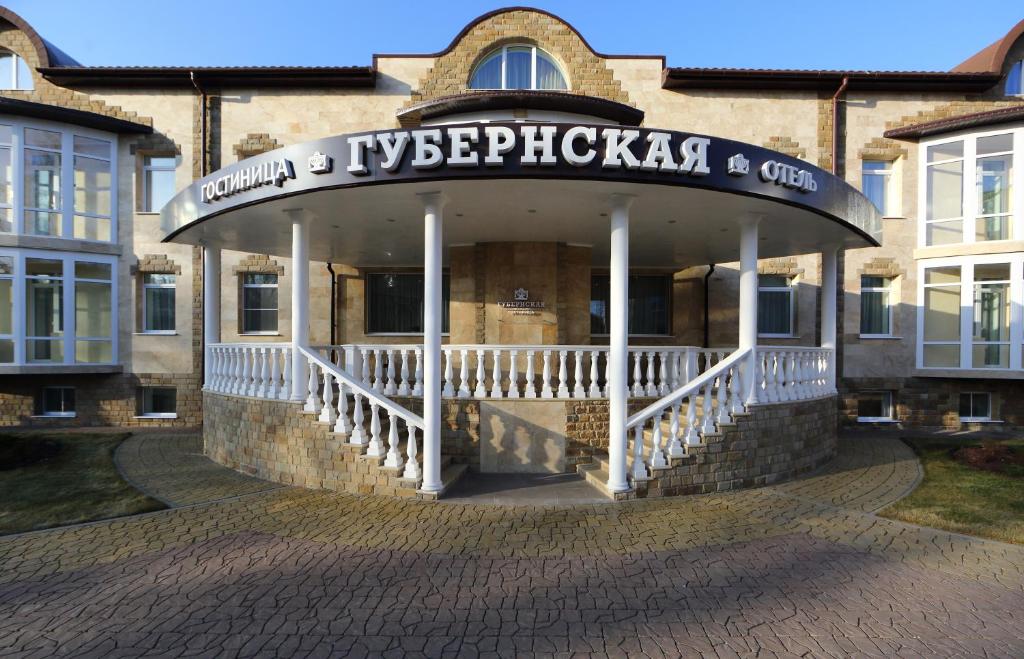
[
  {"left": 925, "top": 141, "right": 963, "bottom": 246},
  {"left": 1006, "top": 60, "right": 1023, "bottom": 96},
  {"left": 0, "top": 125, "right": 12, "bottom": 233},
  {"left": 142, "top": 155, "right": 176, "bottom": 212},
  {"left": 74, "top": 261, "right": 112, "bottom": 363},
  {"left": 959, "top": 392, "right": 991, "bottom": 422},
  {"left": 73, "top": 135, "right": 112, "bottom": 241},
  {"left": 241, "top": 273, "right": 279, "bottom": 334},
  {"left": 24, "top": 127, "right": 62, "bottom": 237},
  {"left": 590, "top": 274, "right": 671, "bottom": 336},
  {"left": 0, "top": 49, "right": 33, "bottom": 91},
  {"left": 758, "top": 275, "right": 795, "bottom": 337},
  {"left": 975, "top": 134, "right": 1012, "bottom": 241},
  {"left": 857, "top": 392, "right": 893, "bottom": 422},
  {"left": 139, "top": 386, "right": 176, "bottom": 418},
  {"left": 142, "top": 273, "right": 175, "bottom": 333},
  {"left": 862, "top": 161, "right": 893, "bottom": 215},
  {"left": 0, "top": 256, "right": 11, "bottom": 363},
  {"left": 860, "top": 275, "right": 893, "bottom": 336},
  {"left": 972, "top": 263, "right": 1010, "bottom": 368},
  {"left": 25, "top": 257, "right": 63, "bottom": 362},
  {"left": 38, "top": 386, "right": 75, "bottom": 417},
  {"left": 922, "top": 266, "right": 961, "bottom": 367},
  {"left": 366, "top": 272, "right": 450, "bottom": 334},
  {"left": 469, "top": 45, "right": 568, "bottom": 91}
]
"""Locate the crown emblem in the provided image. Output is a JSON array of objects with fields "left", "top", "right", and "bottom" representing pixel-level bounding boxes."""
[
  {"left": 513, "top": 287, "right": 529, "bottom": 301},
  {"left": 727, "top": 153, "right": 749, "bottom": 176},
  {"left": 308, "top": 151, "right": 333, "bottom": 174}
]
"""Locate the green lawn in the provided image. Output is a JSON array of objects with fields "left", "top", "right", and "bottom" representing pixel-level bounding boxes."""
[
  {"left": 0, "top": 431, "right": 166, "bottom": 535},
  {"left": 879, "top": 435, "right": 1024, "bottom": 544}
]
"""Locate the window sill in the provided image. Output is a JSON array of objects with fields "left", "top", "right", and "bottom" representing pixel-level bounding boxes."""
[
  {"left": 31, "top": 413, "right": 77, "bottom": 418},
  {"left": 859, "top": 335, "right": 902, "bottom": 340},
  {"left": 134, "top": 413, "right": 178, "bottom": 419},
  {"left": 758, "top": 335, "right": 798, "bottom": 340},
  {"left": 959, "top": 418, "right": 1001, "bottom": 424},
  {"left": 239, "top": 333, "right": 282, "bottom": 337},
  {"left": 856, "top": 418, "right": 897, "bottom": 423},
  {"left": 590, "top": 334, "right": 673, "bottom": 339},
  {"left": 365, "top": 333, "right": 452, "bottom": 337},
  {"left": 135, "top": 211, "right": 161, "bottom": 216},
  {"left": 134, "top": 331, "right": 178, "bottom": 336}
]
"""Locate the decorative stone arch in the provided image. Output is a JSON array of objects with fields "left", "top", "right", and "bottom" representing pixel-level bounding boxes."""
[
  {"left": 233, "top": 254, "right": 284, "bottom": 276},
  {"left": 857, "top": 137, "right": 907, "bottom": 163},
  {"left": 857, "top": 256, "right": 905, "bottom": 280},
  {"left": 131, "top": 133, "right": 182, "bottom": 157},
  {"left": 232, "top": 133, "right": 282, "bottom": 161},
  {"left": 132, "top": 254, "right": 182, "bottom": 275},
  {"left": 763, "top": 136, "right": 806, "bottom": 160},
  {"left": 758, "top": 258, "right": 804, "bottom": 279},
  {"left": 405, "top": 8, "right": 632, "bottom": 108}
]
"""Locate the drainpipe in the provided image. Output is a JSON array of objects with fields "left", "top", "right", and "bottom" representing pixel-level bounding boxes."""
[
  {"left": 326, "top": 263, "right": 337, "bottom": 348},
  {"left": 831, "top": 76, "right": 849, "bottom": 175},
  {"left": 190, "top": 71, "right": 207, "bottom": 177},
  {"left": 703, "top": 264, "right": 715, "bottom": 348}
]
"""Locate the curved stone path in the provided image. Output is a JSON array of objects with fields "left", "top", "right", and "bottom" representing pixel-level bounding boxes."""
[{"left": 0, "top": 432, "right": 1021, "bottom": 657}]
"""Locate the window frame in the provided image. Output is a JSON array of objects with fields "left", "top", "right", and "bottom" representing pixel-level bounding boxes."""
[
  {"left": 916, "top": 254, "right": 1024, "bottom": 372},
  {"left": 38, "top": 385, "right": 75, "bottom": 417},
  {"left": 364, "top": 270, "right": 451, "bottom": 336},
  {"left": 757, "top": 274, "right": 796, "bottom": 338},
  {"left": 589, "top": 272, "right": 673, "bottom": 338},
  {"left": 141, "top": 273, "right": 176, "bottom": 334},
  {"left": 918, "top": 126, "right": 1022, "bottom": 248},
  {"left": 861, "top": 159, "right": 896, "bottom": 217},
  {"left": 140, "top": 154, "right": 176, "bottom": 213},
  {"left": 958, "top": 391, "right": 992, "bottom": 423},
  {"left": 856, "top": 391, "right": 894, "bottom": 423},
  {"left": 859, "top": 275, "right": 894, "bottom": 338},
  {"left": 0, "top": 49, "right": 34, "bottom": 91},
  {"left": 240, "top": 272, "right": 280, "bottom": 335},
  {"left": 1006, "top": 60, "right": 1023, "bottom": 96},
  {"left": 469, "top": 44, "right": 569, "bottom": 91},
  {"left": 137, "top": 386, "right": 177, "bottom": 419}
]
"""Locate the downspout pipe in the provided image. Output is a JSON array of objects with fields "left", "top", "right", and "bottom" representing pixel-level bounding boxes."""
[
  {"left": 703, "top": 264, "right": 715, "bottom": 348},
  {"left": 831, "top": 76, "right": 849, "bottom": 175},
  {"left": 190, "top": 71, "right": 206, "bottom": 177},
  {"left": 326, "top": 263, "right": 337, "bottom": 347}
]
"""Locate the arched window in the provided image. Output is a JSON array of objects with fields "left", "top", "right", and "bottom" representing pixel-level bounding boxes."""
[
  {"left": 0, "top": 49, "right": 33, "bottom": 91},
  {"left": 1006, "top": 60, "right": 1023, "bottom": 96},
  {"left": 469, "top": 45, "right": 568, "bottom": 91}
]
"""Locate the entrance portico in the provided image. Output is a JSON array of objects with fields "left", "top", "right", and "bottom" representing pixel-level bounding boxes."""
[{"left": 166, "top": 118, "right": 880, "bottom": 499}]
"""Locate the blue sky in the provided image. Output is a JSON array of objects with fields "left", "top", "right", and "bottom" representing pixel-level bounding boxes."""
[{"left": 8, "top": 0, "right": 1022, "bottom": 71}]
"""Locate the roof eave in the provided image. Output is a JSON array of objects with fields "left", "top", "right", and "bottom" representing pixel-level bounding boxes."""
[
  {"left": 661, "top": 69, "right": 1001, "bottom": 93},
  {"left": 37, "top": 67, "right": 378, "bottom": 89}
]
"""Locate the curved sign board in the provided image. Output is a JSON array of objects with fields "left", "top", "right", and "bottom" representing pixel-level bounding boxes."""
[{"left": 161, "top": 123, "right": 882, "bottom": 246}]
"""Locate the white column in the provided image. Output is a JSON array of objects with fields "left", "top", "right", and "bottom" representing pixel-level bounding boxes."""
[
  {"left": 202, "top": 246, "right": 221, "bottom": 388},
  {"left": 820, "top": 245, "right": 838, "bottom": 391},
  {"left": 738, "top": 216, "right": 760, "bottom": 405},
  {"left": 419, "top": 192, "right": 445, "bottom": 493},
  {"left": 607, "top": 194, "right": 634, "bottom": 493},
  {"left": 290, "top": 217, "right": 310, "bottom": 401}
]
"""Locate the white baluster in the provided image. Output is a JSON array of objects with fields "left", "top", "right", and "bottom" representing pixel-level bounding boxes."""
[
  {"left": 658, "top": 351, "right": 669, "bottom": 396},
  {"left": 557, "top": 350, "right": 570, "bottom": 398},
  {"left": 208, "top": 347, "right": 218, "bottom": 391},
  {"left": 441, "top": 348, "right": 454, "bottom": 397},
  {"left": 397, "top": 349, "right": 410, "bottom": 396},
  {"left": 319, "top": 369, "right": 336, "bottom": 425},
  {"left": 700, "top": 378, "right": 716, "bottom": 435},
  {"left": 670, "top": 351, "right": 682, "bottom": 389},
  {"left": 280, "top": 347, "right": 292, "bottom": 400},
  {"left": 524, "top": 350, "right": 537, "bottom": 398},
  {"left": 268, "top": 347, "right": 280, "bottom": 399},
  {"left": 685, "top": 350, "right": 697, "bottom": 385},
  {"left": 715, "top": 372, "right": 731, "bottom": 425},
  {"left": 631, "top": 425, "right": 647, "bottom": 481},
  {"left": 588, "top": 350, "right": 601, "bottom": 398},
  {"left": 384, "top": 350, "right": 398, "bottom": 395},
  {"left": 304, "top": 359, "right": 319, "bottom": 413},
  {"left": 779, "top": 352, "right": 793, "bottom": 402},
  {"left": 458, "top": 349, "right": 470, "bottom": 398},
  {"left": 474, "top": 349, "right": 487, "bottom": 398},
  {"left": 403, "top": 425, "right": 421, "bottom": 480},
  {"left": 541, "top": 350, "right": 553, "bottom": 398},
  {"left": 573, "top": 350, "right": 585, "bottom": 398},
  {"left": 372, "top": 349, "right": 383, "bottom": 392},
  {"left": 366, "top": 402, "right": 383, "bottom": 457},
  {"left": 507, "top": 350, "right": 520, "bottom": 399},
  {"left": 360, "top": 348, "right": 370, "bottom": 387},
  {"left": 334, "top": 381, "right": 349, "bottom": 435},
  {"left": 766, "top": 352, "right": 780, "bottom": 403},
  {"left": 729, "top": 363, "right": 744, "bottom": 415},
  {"left": 233, "top": 346, "right": 244, "bottom": 395},
  {"left": 603, "top": 350, "right": 611, "bottom": 398},
  {"left": 794, "top": 352, "right": 806, "bottom": 399},
  {"left": 412, "top": 347, "right": 424, "bottom": 397},
  {"left": 650, "top": 411, "right": 667, "bottom": 468},
  {"left": 630, "top": 351, "right": 643, "bottom": 396},
  {"left": 241, "top": 348, "right": 253, "bottom": 396},
  {"left": 384, "top": 413, "right": 403, "bottom": 470},
  {"left": 644, "top": 351, "right": 658, "bottom": 397},
  {"left": 260, "top": 347, "right": 272, "bottom": 398},
  {"left": 666, "top": 402, "right": 684, "bottom": 458},
  {"left": 684, "top": 394, "right": 700, "bottom": 446},
  {"left": 490, "top": 349, "right": 503, "bottom": 398},
  {"left": 350, "top": 392, "right": 365, "bottom": 444}
]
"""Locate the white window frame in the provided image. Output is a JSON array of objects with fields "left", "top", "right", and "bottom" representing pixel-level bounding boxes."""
[
  {"left": 240, "top": 273, "right": 279, "bottom": 335},
  {"left": 958, "top": 391, "right": 992, "bottom": 422},
  {"left": 856, "top": 391, "right": 894, "bottom": 423},
  {"left": 39, "top": 385, "right": 75, "bottom": 417},
  {"left": 0, "top": 49, "right": 33, "bottom": 91},
  {"left": 0, "top": 247, "right": 118, "bottom": 366},
  {"left": 757, "top": 275, "right": 796, "bottom": 338},
  {"left": 141, "top": 273, "right": 176, "bottom": 334},
  {"left": 141, "top": 154, "right": 176, "bottom": 213},
  {"left": 861, "top": 159, "right": 898, "bottom": 217},
  {"left": 860, "top": 275, "right": 894, "bottom": 338},
  {"left": 916, "top": 254, "right": 1024, "bottom": 372},
  {"left": 918, "top": 125, "right": 1023, "bottom": 248},
  {"left": 469, "top": 45, "right": 569, "bottom": 91},
  {"left": 0, "top": 255, "right": 12, "bottom": 360},
  {"left": 1006, "top": 60, "right": 1023, "bottom": 96},
  {"left": 137, "top": 386, "right": 177, "bottom": 419}
]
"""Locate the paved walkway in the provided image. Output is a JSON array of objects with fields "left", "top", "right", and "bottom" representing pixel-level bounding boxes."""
[{"left": 0, "top": 432, "right": 1022, "bottom": 657}]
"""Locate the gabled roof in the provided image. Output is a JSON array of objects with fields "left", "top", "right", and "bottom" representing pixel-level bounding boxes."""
[{"left": 953, "top": 18, "right": 1024, "bottom": 72}]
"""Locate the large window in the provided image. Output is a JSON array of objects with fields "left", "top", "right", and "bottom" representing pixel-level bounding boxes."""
[
  {"left": 757, "top": 275, "right": 795, "bottom": 337},
  {"left": 860, "top": 275, "right": 893, "bottom": 337},
  {"left": 919, "top": 257, "right": 1024, "bottom": 371},
  {"left": 142, "top": 155, "right": 176, "bottom": 212},
  {"left": 0, "top": 250, "right": 117, "bottom": 366},
  {"left": 0, "top": 49, "right": 33, "bottom": 91},
  {"left": 862, "top": 160, "right": 893, "bottom": 216},
  {"left": 241, "top": 273, "right": 279, "bottom": 334},
  {"left": 590, "top": 274, "right": 670, "bottom": 336},
  {"left": 0, "top": 120, "right": 115, "bottom": 242},
  {"left": 366, "top": 272, "right": 450, "bottom": 334},
  {"left": 143, "top": 274, "right": 176, "bottom": 333},
  {"left": 922, "top": 131, "right": 1016, "bottom": 246},
  {"left": 469, "top": 45, "right": 568, "bottom": 91}
]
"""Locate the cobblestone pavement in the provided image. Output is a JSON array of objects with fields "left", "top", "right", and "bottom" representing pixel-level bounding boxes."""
[{"left": 1, "top": 433, "right": 1022, "bottom": 657}]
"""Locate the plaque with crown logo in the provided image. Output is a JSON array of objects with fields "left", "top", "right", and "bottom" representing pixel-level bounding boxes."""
[{"left": 308, "top": 151, "right": 333, "bottom": 175}]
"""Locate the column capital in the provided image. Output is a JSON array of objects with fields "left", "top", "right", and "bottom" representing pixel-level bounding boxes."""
[
  {"left": 416, "top": 191, "right": 448, "bottom": 209},
  {"left": 608, "top": 192, "right": 636, "bottom": 212},
  {"left": 736, "top": 213, "right": 764, "bottom": 229}
]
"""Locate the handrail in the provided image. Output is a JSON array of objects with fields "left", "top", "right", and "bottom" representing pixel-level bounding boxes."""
[
  {"left": 298, "top": 346, "right": 425, "bottom": 429},
  {"left": 626, "top": 347, "right": 751, "bottom": 430}
]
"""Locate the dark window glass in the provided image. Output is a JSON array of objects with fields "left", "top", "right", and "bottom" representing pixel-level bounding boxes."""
[
  {"left": 959, "top": 392, "right": 990, "bottom": 420},
  {"left": 366, "top": 273, "right": 450, "bottom": 334},
  {"left": 590, "top": 274, "right": 670, "bottom": 335},
  {"left": 241, "top": 273, "right": 278, "bottom": 333},
  {"left": 857, "top": 391, "right": 891, "bottom": 419},
  {"left": 39, "top": 386, "right": 74, "bottom": 415},
  {"left": 141, "top": 387, "right": 176, "bottom": 416}
]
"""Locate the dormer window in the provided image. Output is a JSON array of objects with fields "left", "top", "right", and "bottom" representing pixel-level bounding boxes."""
[
  {"left": 0, "top": 49, "right": 33, "bottom": 91},
  {"left": 469, "top": 45, "right": 568, "bottom": 91},
  {"left": 1006, "top": 60, "right": 1023, "bottom": 96}
]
